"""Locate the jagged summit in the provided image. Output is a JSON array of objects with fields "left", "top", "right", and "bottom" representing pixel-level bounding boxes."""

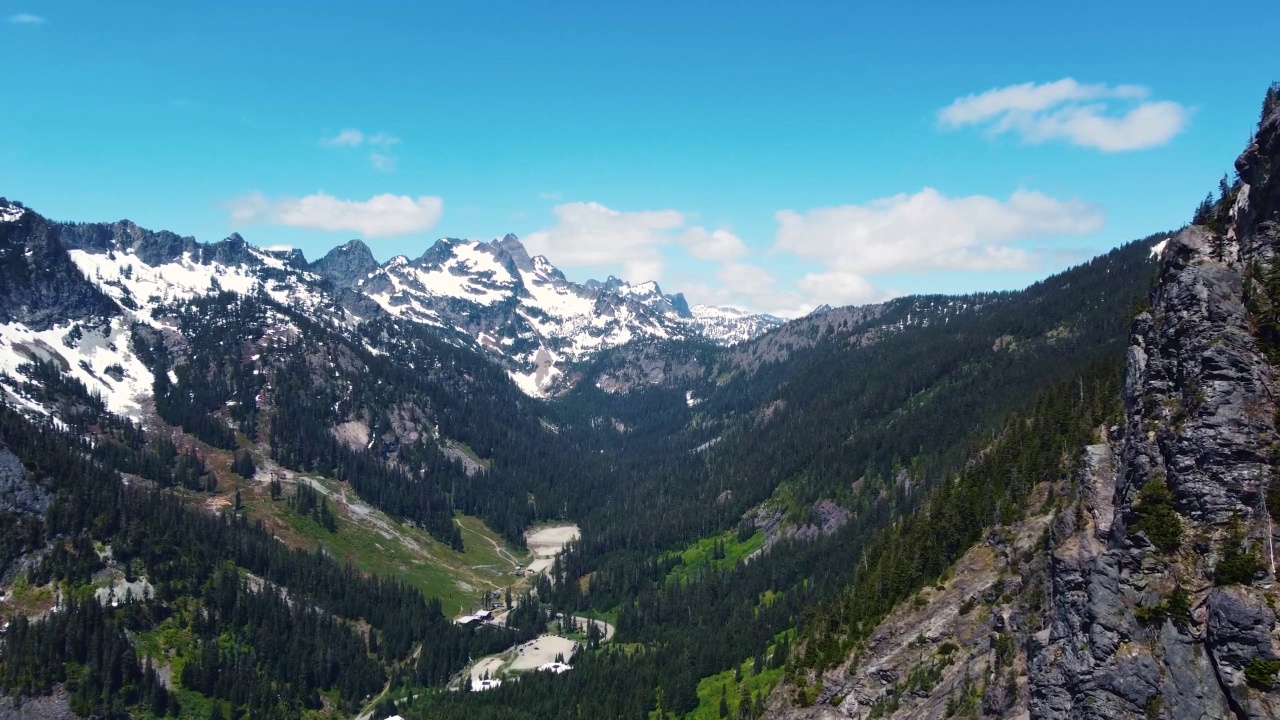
[
  {"left": 337, "top": 231, "right": 781, "bottom": 393},
  {"left": 310, "top": 238, "right": 379, "bottom": 288},
  {"left": 0, "top": 202, "right": 785, "bottom": 397},
  {"left": 0, "top": 197, "right": 26, "bottom": 223},
  {"left": 0, "top": 201, "right": 120, "bottom": 332},
  {"left": 492, "top": 232, "right": 536, "bottom": 272}
]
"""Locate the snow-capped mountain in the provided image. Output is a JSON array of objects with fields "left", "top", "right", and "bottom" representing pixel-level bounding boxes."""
[
  {"left": 341, "top": 234, "right": 688, "bottom": 394},
  {"left": 0, "top": 200, "right": 368, "bottom": 419},
  {"left": 686, "top": 304, "right": 784, "bottom": 345},
  {"left": 0, "top": 198, "right": 782, "bottom": 403},
  {"left": 584, "top": 276, "right": 692, "bottom": 319},
  {"left": 316, "top": 233, "right": 782, "bottom": 394},
  {"left": 586, "top": 277, "right": 783, "bottom": 345}
]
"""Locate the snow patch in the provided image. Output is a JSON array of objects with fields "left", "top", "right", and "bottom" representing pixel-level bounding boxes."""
[{"left": 0, "top": 317, "right": 154, "bottom": 419}]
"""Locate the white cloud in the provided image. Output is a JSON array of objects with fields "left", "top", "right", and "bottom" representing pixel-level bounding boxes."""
[
  {"left": 795, "top": 271, "right": 888, "bottom": 307},
  {"left": 776, "top": 188, "right": 1103, "bottom": 276},
  {"left": 321, "top": 129, "right": 365, "bottom": 147},
  {"left": 370, "top": 153, "right": 396, "bottom": 173},
  {"left": 525, "top": 190, "right": 1100, "bottom": 317},
  {"left": 8, "top": 12, "right": 44, "bottom": 24},
  {"left": 679, "top": 227, "right": 748, "bottom": 262},
  {"left": 525, "top": 201, "right": 739, "bottom": 283},
  {"left": 717, "top": 262, "right": 775, "bottom": 294},
  {"left": 320, "top": 129, "right": 401, "bottom": 148},
  {"left": 228, "top": 192, "right": 443, "bottom": 238},
  {"left": 679, "top": 268, "right": 812, "bottom": 319},
  {"left": 708, "top": 263, "right": 885, "bottom": 318},
  {"left": 717, "top": 263, "right": 811, "bottom": 317},
  {"left": 367, "top": 132, "right": 401, "bottom": 147},
  {"left": 939, "top": 78, "right": 1188, "bottom": 151},
  {"left": 772, "top": 187, "right": 1103, "bottom": 311}
]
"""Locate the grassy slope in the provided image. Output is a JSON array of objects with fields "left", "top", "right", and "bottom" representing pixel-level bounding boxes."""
[
  {"left": 664, "top": 530, "right": 765, "bottom": 585},
  {"left": 241, "top": 472, "right": 530, "bottom": 617},
  {"left": 181, "top": 432, "right": 532, "bottom": 617}
]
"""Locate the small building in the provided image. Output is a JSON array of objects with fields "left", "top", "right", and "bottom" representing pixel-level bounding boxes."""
[
  {"left": 538, "top": 662, "right": 572, "bottom": 674},
  {"left": 455, "top": 615, "right": 478, "bottom": 625},
  {"left": 471, "top": 677, "right": 502, "bottom": 692},
  {"left": 475, "top": 609, "right": 493, "bottom": 620}
]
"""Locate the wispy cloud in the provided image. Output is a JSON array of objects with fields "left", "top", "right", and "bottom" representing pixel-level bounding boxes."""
[
  {"left": 320, "top": 128, "right": 366, "bottom": 147},
  {"left": 366, "top": 132, "right": 400, "bottom": 147},
  {"left": 8, "top": 12, "right": 45, "bottom": 25},
  {"left": 319, "top": 128, "right": 401, "bottom": 148},
  {"left": 227, "top": 192, "right": 443, "bottom": 238},
  {"left": 939, "top": 78, "right": 1188, "bottom": 152},
  {"left": 321, "top": 128, "right": 402, "bottom": 171},
  {"left": 369, "top": 153, "right": 396, "bottom": 173}
]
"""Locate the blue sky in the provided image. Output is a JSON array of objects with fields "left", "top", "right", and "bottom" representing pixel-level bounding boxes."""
[{"left": 2, "top": 1, "right": 1275, "bottom": 315}]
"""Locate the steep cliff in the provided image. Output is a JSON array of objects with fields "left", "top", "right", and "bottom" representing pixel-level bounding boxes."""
[
  {"left": 0, "top": 199, "right": 119, "bottom": 331},
  {"left": 1029, "top": 86, "right": 1280, "bottom": 720},
  {"left": 765, "top": 84, "right": 1280, "bottom": 720}
]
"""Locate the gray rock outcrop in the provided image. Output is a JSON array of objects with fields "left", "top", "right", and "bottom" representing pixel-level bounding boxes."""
[
  {"left": 0, "top": 200, "right": 120, "bottom": 331},
  {"left": 1028, "top": 86, "right": 1280, "bottom": 720},
  {"left": 309, "top": 239, "right": 380, "bottom": 289}
]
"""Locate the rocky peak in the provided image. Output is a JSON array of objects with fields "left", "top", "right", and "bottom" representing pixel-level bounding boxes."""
[
  {"left": 1025, "top": 83, "right": 1280, "bottom": 720},
  {"left": 0, "top": 204, "right": 120, "bottom": 331},
  {"left": 265, "top": 247, "right": 309, "bottom": 269},
  {"left": 199, "top": 232, "right": 264, "bottom": 267},
  {"left": 310, "top": 238, "right": 379, "bottom": 288},
  {"left": 669, "top": 291, "right": 692, "bottom": 317},
  {"left": 1232, "top": 82, "right": 1280, "bottom": 264},
  {"left": 413, "top": 236, "right": 465, "bottom": 267},
  {"left": 589, "top": 276, "right": 698, "bottom": 319},
  {"left": 0, "top": 199, "right": 26, "bottom": 224},
  {"left": 492, "top": 233, "right": 535, "bottom": 273}
]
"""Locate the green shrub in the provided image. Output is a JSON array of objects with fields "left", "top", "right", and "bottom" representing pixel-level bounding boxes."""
[
  {"left": 1135, "top": 585, "right": 1191, "bottom": 627},
  {"left": 1131, "top": 477, "right": 1183, "bottom": 552},
  {"left": 1244, "top": 657, "right": 1280, "bottom": 689},
  {"left": 1215, "top": 550, "right": 1260, "bottom": 586}
]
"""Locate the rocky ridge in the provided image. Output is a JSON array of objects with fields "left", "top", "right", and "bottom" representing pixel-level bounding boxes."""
[
  {"left": 1025, "top": 83, "right": 1280, "bottom": 720},
  {"left": 0, "top": 199, "right": 785, "bottom": 404},
  {"left": 764, "top": 83, "right": 1280, "bottom": 720}
]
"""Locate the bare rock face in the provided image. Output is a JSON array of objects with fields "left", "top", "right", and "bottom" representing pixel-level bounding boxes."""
[
  {"left": 0, "top": 447, "right": 50, "bottom": 516},
  {"left": 764, "top": 86, "right": 1280, "bottom": 720},
  {"left": 309, "top": 239, "right": 379, "bottom": 289},
  {"left": 1123, "top": 228, "right": 1276, "bottom": 526},
  {"left": 1029, "top": 88, "right": 1280, "bottom": 720},
  {"left": 0, "top": 687, "right": 78, "bottom": 720},
  {"left": 0, "top": 200, "right": 120, "bottom": 331},
  {"left": 763, "top": 483, "right": 1059, "bottom": 720}
]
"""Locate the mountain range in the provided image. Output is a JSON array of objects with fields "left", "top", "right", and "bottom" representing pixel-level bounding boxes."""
[
  {"left": 1, "top": 82, "right": 1278, "bottom": 720},
  {"left": 0, "top": 210, "right": 781, "bottom": 404}
]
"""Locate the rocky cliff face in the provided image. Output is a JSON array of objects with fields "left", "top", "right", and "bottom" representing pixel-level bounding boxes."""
[
  {"left": 0, "top": 200, "right": 119, "bottom": 331},
  {"left": 1026, "top": 86, "right": 1280, "bottom": 720},
  {"left": 309, "top": 238, "right": 381, "bottom": 289},
  {"left": 764, "top": 85, "right": 1280, "bottom": 720}
]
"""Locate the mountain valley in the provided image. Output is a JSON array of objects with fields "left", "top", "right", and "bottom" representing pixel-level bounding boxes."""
[{"left": 2, "top": 82, "right": 1279, "bottom": 720}]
